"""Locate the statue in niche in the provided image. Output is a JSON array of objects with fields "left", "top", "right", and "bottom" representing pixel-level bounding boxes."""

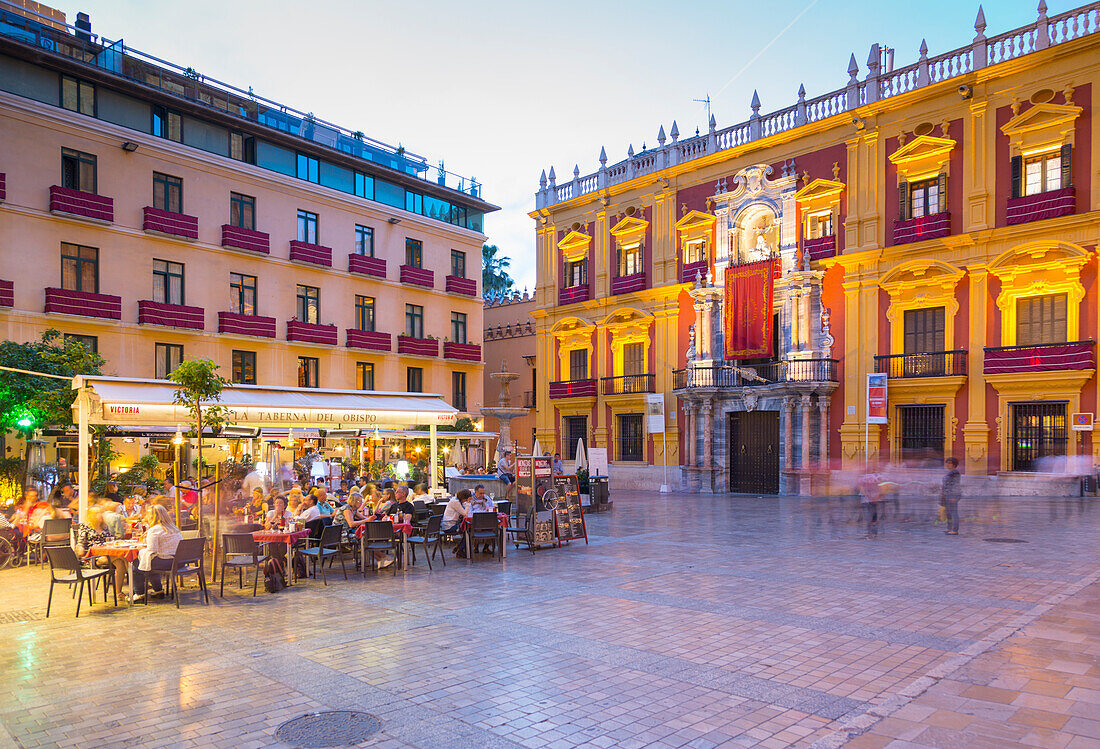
[{"left": 686, "top": 324, "right": 697, "bottom": 361}]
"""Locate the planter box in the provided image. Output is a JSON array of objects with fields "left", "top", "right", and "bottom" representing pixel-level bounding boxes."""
[
  {"left": 137, "top": 300, "right": 204, "bottom": 330},
  {"left": 610, "top": 272, "right": 646, "bottom": 295},
  {"left": 286, "top": 320, "right": 338, "bottom": 345},
  {"left": 0, "top": 279, "right": 12, "bottom": 307},
  {"left": 443, "top": 341, "right": 481, "bottom": 361},
  {"left": 221, "top": 225, "right": 270, "bottom": 254},
  {"left": 218, "top": 311, "right": 277, "bottom": 338},
  {"left": 49, "top": 185, "right": 113, "bottom": 222},
  {"left": 445, "top": 275, "right": 477, "bottom": 296},
  {"left": 397, "top": 335, "right": 439, "bottom": 357},
  {"left": 1006, "top": 187, "right": 1075, "bottom": 225},
  {"left": 803, "top": 234, "right": 836, "bottom": 261},
  {"left": 400, "top": 265, "right": 434, "bottom": 288},
  {"left": 143, "top": 206, "right": 199, "bottom": 240},
  {"left": 681, "top": 260, "right": 709, "bottom": 284},
  {"left": 893, "top": 211, "right": 950, "bottom": 245},
  {"left": 348, "top": 254, "right": 386, "bottom": 278},
  {"left": 345, "top": 329, "right": 391, "bottom": 352},
  {"left": 558, "top": 285, "right": 589, "bottom": 305},
  {"left": 44, "top": 287, "right": 121, "bottom": 319},
  {"left": 289, "top": 240, "right": 332, "bottom": 267}
]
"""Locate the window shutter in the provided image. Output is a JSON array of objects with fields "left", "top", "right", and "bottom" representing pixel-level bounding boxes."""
[
  {"left": 936, "top": 172, "right": 947, "bottom": 214},
  {"left": 1010, "top": 155, "right": 1022, "bottom": 198},
  {"left": 897, "top": 181, "right": 909, "bottom": 220},
  {"left": 1060, "top": 143, "right": 1072, "bottom": 189}
]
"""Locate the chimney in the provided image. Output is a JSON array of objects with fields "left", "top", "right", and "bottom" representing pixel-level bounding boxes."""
[{"left": 75, "top": 12, "right": 91, "bottom": 42}]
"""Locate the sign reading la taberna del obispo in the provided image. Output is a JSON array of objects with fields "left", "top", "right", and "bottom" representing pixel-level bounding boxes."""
[{"left": 98, "top": 403, "right": 457, "bottom": 428}]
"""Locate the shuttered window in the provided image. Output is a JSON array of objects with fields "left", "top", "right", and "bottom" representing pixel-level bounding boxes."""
[
  {"left": 1016, "top": 294, "right": 1067, "bottom": 346},
  {"left": 1012, "top": 144, "right": 1071, "bottom": 198},
  {"left": 903, "top": 307, "right": 945, "bottom": 354},
  {"left": 569, "top": 349, "right": 588, "bottom": 380},
  {"left": 623, "top": 342, "right": 645, "bottom": 376}
]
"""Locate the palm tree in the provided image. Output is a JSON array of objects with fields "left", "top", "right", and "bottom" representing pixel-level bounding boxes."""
[{"left": 482, "top": 244, "right": 514, "bottom": 297}]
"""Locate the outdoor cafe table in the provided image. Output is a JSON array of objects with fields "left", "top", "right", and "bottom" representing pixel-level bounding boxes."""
[
  {"left": 87, "top": 540, "right": 143, "bottom": 606},
  {"left": 252, "top": 529, "right": 310, "bottom": 584},
  {"left": 459, "top": 513, "right": 509, "bottom": 559},
  {"left": 359, "top": 518, "right": 414, "bottom": 573}
]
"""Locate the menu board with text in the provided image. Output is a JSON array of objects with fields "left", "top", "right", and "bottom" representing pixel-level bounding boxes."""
[
  {"left": 516, "top": 456, "right": 556, "bottom": 547},
  {"left": 551, "top": 474, "right": 588, "bottom": 545}
]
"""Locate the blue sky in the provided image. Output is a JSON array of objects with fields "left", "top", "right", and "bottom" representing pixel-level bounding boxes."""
[{"left": 56, "top": 1, "right": 1073, "bottom": 291}]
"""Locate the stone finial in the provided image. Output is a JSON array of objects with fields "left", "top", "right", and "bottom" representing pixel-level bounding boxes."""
[
  {"left": 573, "top": 164, "right": 580, "bottom": 180},
  {"left": 797, "top": 83, "right": 806, "bottom": 101},
  {"left": 898, "top": 131, "right": 908, "bottom": 146},
  {"left": 848, "top": 53, "right": 860, "bottom": 81},
  {"left": 919, "top": 38, "right": 928, "bottom": 60},
  {"left": 539, "top": 169, "right": 547, "bottom": 189},
  {"left": 1064, "top": 83, "right": 1075, "bottom": 105},
  {"left": 1038, "top": 0, "right": 1047, "bottom": 17},
  {"left": 548, "top": 165, "right": 556, "bottom": 183},
  {"left": 625, "top": 143, "right": 634, "bottom": 158},
  {"left": 681, "top": 202, "right": 689, "bottom": 216},
  {"left": 599, "top": 146, "right": 607, "bottom": 167},
  {"left": 657, "top": 125, "right": 666, "bottom": 146},
  {"left": 670, "top": 120, "right": 679, "bottom": 141},
  {"left": 801, "top": 169, "right": 810, "bottom": 184},
  {"left": 941, "top": 118, "right": 950, "bottom": 137},
  {"left": 1011, "top": 97, "right": 1021, "bottom": 116},
  {"left": 750, "top": 89, "right": 761, "bottom": 114},
  {"left": 708, "top": 113, "right": 717, "bottom": 132},
  {"left": 974, "top": 5, "right": 986, "bottom": 35},
  {"left": 832, "top": 161, "right": 841, "bottom": 180},
  {"left": 867, "top": 43, "right": 881, "bottom": 71},
  {"left": 641, "top": 142, "right": 646, "bottom": 151}
]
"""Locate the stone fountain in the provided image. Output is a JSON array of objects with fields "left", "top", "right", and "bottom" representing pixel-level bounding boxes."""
[{"left": 480, "top": 360, "right": 529, "bottom": 458}]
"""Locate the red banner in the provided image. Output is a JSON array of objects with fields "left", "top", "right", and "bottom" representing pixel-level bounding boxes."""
[{"left": 724, "top": 259, "right": 776, "bottom": 359}]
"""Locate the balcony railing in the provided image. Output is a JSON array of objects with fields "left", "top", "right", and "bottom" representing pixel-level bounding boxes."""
[
  {"left": 143, "top": 206, "right": 198, "bottom": 240},
  {"left": 984, "top": 340, "right": 1095, "bottom": 375},
  {"left": 443, "top": 341, "right": 481, "bottom": 361},
  {"left": 893, "top": 211, "right": 951, "bottom": 245},
  {"left": 400, "top": 265, "right": 434, "bottom": 288},
  {"left": 49, "top": 186, "right": 113, "bottom": 222},
  {"left": 44, "top": 287, "right": 121, "bottom": 320},
  {"left": 559, "top": 285, "right": 589, "bottom": 306},
  {"left": 0, "top": 279, "right": 13, "bottom": 307},
  {"left": 445, "top": 275, "right": 477, "bottom": 296},
  {"left": 288, "top": 240, "right": 332, "bottom": 267},
  {"left": 673, "top": 358, "right": 838, "bottom": 389},
  {"left": 874, "top": 350, "right": 967, "bottom": 378},
  {"left": 286, "top": 320, "right": 338, "bottom": 345},
  {"left": 218, "top": 311, "right": 276, "bottom": 338},
  {"left": 681, "top": 260, "right": 709, "bottom": 284},
  {"left": 348, "top": 254, "right": 386, "bottom": 278},
  {"left": 221, "top": 225, "right": 270, "bottom": 254},
  {"left": 397, "top": 335, "right": 439, "bottom": 357},
  {"left": 1006, "top": 187, "right": 1075, "bottom": 225},
  {"left": 137, "top": 300, "right": 204, "bottom": 330},
  {"left": 345, "top": 329, "right": 391, "bottom": 352},
  {"left": 610, "top": 272, "right": 646, "bottom": 296},
  {"left": 549, "top": 379, "right": 597, "bottom": 399},
  {"left": 803, "top": 234, "right": 836, "bottom": 261},
  {"left": 602, "top": 374, "right": 656, "bottom": 395},
  {"left": 523, "top": 390, "right": 536, "bottom": 408}
]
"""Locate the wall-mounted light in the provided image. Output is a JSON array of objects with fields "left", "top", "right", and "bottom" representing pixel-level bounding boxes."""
[
  {"left": 121, "top": 141, "right": 140, "bottom": 152},
  {"left": 388, "top": 217, "right": 401, "bottom": 224},
  {"left": 123, "top": 437, "right": 135, "bottom": 443}
]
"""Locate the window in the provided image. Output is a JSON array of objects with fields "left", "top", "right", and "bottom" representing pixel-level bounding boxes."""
[
  {"left": 60, "top": 243, "right": 98, "bottom": 292},
  {"left": 569, "top": 349, "right": 588, "bottom": 380},
  {"left": 683, "top": 237, "right": 707, "bottom": 264},
  {"left": 155, "top": 343, "right": 183, "bottom": 379},
  {"left": 298, "top": 356, "right": 319, "bottom": 388},
  {"left": 405, "top": 238, "right": 423, "bottom": 268},
  {"left": 450, "top": 249, "right": 466, "bottom": 278},
  {"left": 296, "top": 285, "right": 320, "bottom": 324},
  {"left": 356, "top": 362, "right": 375, "bottom": 391},
  {"left": 406, "top": 366, "right": 423, "bottom": 393},
  {"left": 354, "top": 225, "right": 374, "bottom": 256},
  {"left": 1024, "top": 151, "right": 1062, "bottom": 196},
  {"left": 450, "top": 312, "right": 467, "bottom": 344},
  {"left": 60, "top": 75, "right": 95, "bottom": 116},
  {"left": 566, "top": 259, "right": 587, "bottom": 288},
  {"left": 617, "top": 240, "right": 643, "bottom": 277},
  {"left": 61, "top": 148, "right": 96, "bottom": 193},
  {"left": 1012, "top": 402, "right": 1067, "bottom": 472},
  {"left": 152, "top": 260, "right": 184, "bottom": 305},
  {"left": 452, "top": 371, "right": 467, "bottom": 411},
  {"left": 807, "top": 212, "right": 833, "bottom": 239},
  {"left": 230, "top": 273, "right": 257, "bottom": 315},
  {"left": 64, "top": 333, "right": 98, "bottom": 354},
  {"left": 903, "top": 307, "right": 945, "bottom": 354},
  {"left": 354, "top": 295, "right": 375, "bottom": 332},
  {"left": 229, "top": 131, "right": 255, "bottom": 164},
  {"left": 354, "top": 172, "right": 374, "bottom": 199},
  {"left": 153, "top": 172, "right": 183, "bottom": 213},
  {"left": 564, "top": 416, "right": 587, "bottom": 460},
  {"left": 897, "top": 405, "right": 944, "bottom": 463},
  {"left": 1017, "top": 294, "right": 1068, "bottom": 346},
  {"left": 405, "top": 304, "right": 424, "bottom": 338},
  {"left": 230, "top": 193, "right": 256, "bottom": 230},
  {"left": 296, "top": 210, "right": 319, "bottom": 244},
  {"left": 405, "top": 191, "right": 423, "bottom": 214},
  {"left": 151, "top": 105, "right": 182, "bottom": 142},
  {"left": 623, "top": 342, "right": 645, "bottom": 377},
  {"left": 231, "top": 350, "right": 256, "bottom": 384},
  {"left": 296, "top": 153, "right": 319, "bottom": 183},
  {"left": 908, "top": 177, "right": 941, "bottom": 219},
  {"left": 618, "top": 414, "right": 644, "bottom": 461}
]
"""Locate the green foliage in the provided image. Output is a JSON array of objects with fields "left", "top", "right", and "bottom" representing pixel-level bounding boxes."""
[
  {"left": 576, "top": 467, "right": 590, "bottom": 493},
  {"left": 0, "top": 456, "right": 22, "bottom": 501},
  {"left": 115, "top": 455, "right": 162, "bottom": 495},
  {"left": 168, "top": 359, "right": 232, "bottom": 437},
  {"left": 482, "top": 244, "right": 514, "bottom": 297}
]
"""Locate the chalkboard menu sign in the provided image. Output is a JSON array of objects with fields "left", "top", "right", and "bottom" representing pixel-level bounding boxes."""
[
  {"left": 551, "top": 474, "right": 588, "bottom": 545},
  {"left": 516, "top": 456, "right": 556, "bottom": 547}
]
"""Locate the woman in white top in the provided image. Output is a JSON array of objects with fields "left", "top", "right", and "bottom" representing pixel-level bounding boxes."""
[{"left": 132, "top": 504, "right": 182, "bottom": 602}]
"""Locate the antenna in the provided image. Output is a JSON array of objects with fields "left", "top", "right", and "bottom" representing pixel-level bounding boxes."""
[{"left": 693, "top": 93, "right": 712, "bottom": 124}]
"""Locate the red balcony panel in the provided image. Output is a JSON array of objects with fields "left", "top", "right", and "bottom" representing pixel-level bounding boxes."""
[
  {"left": 0, "top": 279, "right": 13, "bottom": 307},
  {"left": 1006, "top": 187, "right": 1076, "bottom": 226},
  {"left": 143, "top": 206, "right": 199, "bottom": 240},
  {"left": 445, "top": 275, "right": 477, "bottom": 296},
  {"left": 218, "top": 311, "right": 277, "bottom": 338},
  {"left": 611, "top": 272, "right": 646, "bottom": 296},
  {"left": 892, "top": 211, "right": 951, "bottom": 245},
  {"left": 804, "top": 234, "right": 837, "bottom": 261},
  {"left": 397, "top": 335, "right": 439, "bottom": 357},
  {"left": 286, "top": 320, "right": 338, "bottom": 345},
  {"left": 0, "top": 173, "right": 6, "bottom": 202},
  {"left": 558, "top": 285, "right": 590, "bottom": 305},
  {"left": 984, "top": 341, "right": 1095, "bottom": 374},
  {"left": 44, "top": 287, "right": 121, "bottom": 320},
  {"left": 681, "top": 260, "right": 709, "bottom": 284},
  {"left": 400, "top": 265, "right": 434, "bottom": 288},
  {"left": 49, "top": 185, "right": 113, "bottom": 222},
  {"left": 346, "top": 329, "right": 392, "bottom": 352},
  {"left": 549, "top": 379, "right": 597, "bottom": 399},
  {"left": 348, "top": 254, "right": 386, "bottom": 278},
  {"left": 443, "top": 341, "right": 481, "bottom": 361},
  {"left": 221, "top": 225, "right": 270, "bottom": 254},
  {"left": 289, "top": 240, "right": 333, "bottom": 267},
  {"left": 138, "top": 300, "right": 204, "bottom": 330}
]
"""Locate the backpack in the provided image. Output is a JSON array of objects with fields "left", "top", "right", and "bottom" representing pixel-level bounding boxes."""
[
  {"left": 263, "top": 556, "right": 286, "bottom": 593},
  {"left": 293, "top": 551, "right": 308, "bottom": 581}
]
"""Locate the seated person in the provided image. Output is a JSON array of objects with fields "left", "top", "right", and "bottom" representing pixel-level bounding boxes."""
[
  {"left": 333, "top": 494, "right": 368, "bottom": 541},
  {"left": 392, "top": 486, "right": 416, "bottom": 522},
  {"left": 131, "top": 505, "right": 182, "bottom": 602},
  {"left": 468, "top": 485, "right": 497, "bottom": 553},
  {"left": 371, "top": 489, "right": 397, "bottom": 519},
  {"left": 442, "top": 489, "right": 471, "bottom": 557},
  {"left": 314, "top": 488, "right": 335, "bottom": 521},
  {"left": 296, "top": 495, "right": 321, "bottom": 524},
  {"left": 497, "top": 450, "right": 517, "bottom": 500},
  {"left": 412, "top": 483, "right": 429, "bottom": 498},
  {"left": 74, "top": 505, "right": 127, "bottom": 597},
  {"left": 265, "top": 495, "right": 294, "bottom": 530}
]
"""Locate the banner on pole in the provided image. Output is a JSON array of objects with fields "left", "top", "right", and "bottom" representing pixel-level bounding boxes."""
[
  {"left": 645, "top": 393, "right": 665, "bottom": 433},
  {"left": 867, "top": 373, "right": 888, "bottom": 424},
  {"left": 724, "top": 259, "right": 777, "bottom": 359}
]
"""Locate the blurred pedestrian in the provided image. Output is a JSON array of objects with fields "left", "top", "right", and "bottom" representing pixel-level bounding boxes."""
[
  {"left": 941, "top": 456, "right": 961, "bottom": 535},
  {"left": 858, "top": 466, "right": 883, "bottom": 539}
]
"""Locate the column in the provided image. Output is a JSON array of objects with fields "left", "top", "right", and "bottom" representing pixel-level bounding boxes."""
[
  {"left": 818, "top": 395, "right": 830, "bottom": 468},
  {"left": 702, "top": 399, "right": 713, "bottom": 468},
  {"left": 800, "top": 394, "right": 812, "bottom": 469},
  {"left": 783, "top": 396, "right": 795, "bottom": 470},
  {"left": 683, "top": 402, "right": 695, "bottom": 466},
  {"left": 963, "top": 266, "right": 990, "bottom": 474}
]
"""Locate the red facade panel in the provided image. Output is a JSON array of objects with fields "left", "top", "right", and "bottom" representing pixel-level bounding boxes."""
[
  {"left": 345, "top": 329, "right": 392, "bottom": 351},
  {"left": 143, "top": 206, "right": 199, "bottom": 240},
  {"left": 288, "top": 240, "right": 333, "bottom": 267},
  {"left": 221, "top": 225, "right": 271, "bottom": 254},
  {"left": 217, "top": 311, "right": 277, "bottom": 338},
  {"left": 44, "top": 288, "right": 122, "bottom": 320},
  {"left": 400, "top": 265, "right": 434, "bottom": 288},
  {"left": 137, "top": 300, "right": 205, "bottom": 330},
  {"left": 443, "top": 341, "right": 481, "bottom": 361},
  {"left": 445, "top": 275, "right": 477, "bottom": 296},
  {"left": 396, "top": 335, "right": 439, "bottom": 357},
  {"left": 286, "top": 320, "right": 338, "bottom": 345},
  {"left": 49, "top": 185, "right": 113, "bottom": 222},
  {"left": 348, "top": 254, "right": 386, "bottom": 278}
]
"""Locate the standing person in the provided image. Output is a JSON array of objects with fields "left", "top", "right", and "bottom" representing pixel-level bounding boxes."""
[
  {"left": 858, "top": 467, "right": 883, "bottom": 539},
  {"left": 941, "top": 456, "right": 962, "bottom": 536}
]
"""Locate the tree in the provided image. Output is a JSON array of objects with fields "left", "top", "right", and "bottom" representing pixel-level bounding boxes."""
[
  {"left": 168, "top": 359, "right": 231, "bottom": 512},
  {"left": 482, "top": 243, "right": 515, "bottom": 297}
]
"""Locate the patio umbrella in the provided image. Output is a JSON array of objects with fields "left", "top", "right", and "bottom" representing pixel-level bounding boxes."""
[
  {"left": 574, "top": 439, "right": 588, "bottom": 473},
  {"left": 533, "top": 438, "right": 543, "bottom": 456}
]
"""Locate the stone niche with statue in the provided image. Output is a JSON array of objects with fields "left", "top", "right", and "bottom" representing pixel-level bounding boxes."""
[{"left": 675, "top": 164, "right": 838, "bottom": 496}]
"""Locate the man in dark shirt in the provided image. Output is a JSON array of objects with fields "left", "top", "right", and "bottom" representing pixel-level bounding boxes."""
[{"left": 941, "top": 457, "right": 962, "bottom": 535}]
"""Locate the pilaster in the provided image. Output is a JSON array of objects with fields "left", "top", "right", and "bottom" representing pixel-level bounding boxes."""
[
  {"left": 594, "top": 209, "right": 609, "bottom": 299},
  {"left": 965, "top": 100, "right": 992, "bottom": 231},
  {"left": 964, "top": 265, "right": 990, "bottom": 474}
]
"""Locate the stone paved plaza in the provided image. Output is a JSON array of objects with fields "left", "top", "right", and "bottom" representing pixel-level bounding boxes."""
[{"left": 1, "top": 491, "right": 1098, "bottom": 749}]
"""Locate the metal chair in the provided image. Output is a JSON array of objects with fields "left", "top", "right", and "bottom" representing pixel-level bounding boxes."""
[
  {"left": 44, "top": 545, "right": 116, "bottom": 618},
  {"left": 37, "top": 517, "right": 72, "bottom": 567},
  {"left": 505, "top": 511, "right": 537, "bottom": 555},
  {"left": 406, "top": 514, "right": 445, "bottom": 570},
  {"left": 168, "top": 537, "right": 209, "bottom": 607},
  {"left": 220, "top": 533, "right": 265, "bottom": 597},
  {"left": 494, "top": 500, "right": 512, "bottom": 518},
  {"left": 298, "top": 525, "right": 346, "bottom": 585},
  {"left": 362, "top": 520, "right": 398, "bottom": 576},
  {"left": 469, "top": 512, "right": 500, "bottom": 560}
]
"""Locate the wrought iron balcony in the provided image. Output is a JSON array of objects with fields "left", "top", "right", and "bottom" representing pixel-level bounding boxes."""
[
  {"left": 681, "top": 260, "right": 708, "bottom": 284},
  {"left": 673, "top": 358, "right": 838, "bottom": 390},
  {"left": 443, "top": 342, "right": 481, "bottom": 361},
  {"left": 984, "top": 340, "right": 1095, "bottom": 375},
  {"left": 558, "top": 285, "right": 589, "bottom": 306},
  {"left": 610, "top": 272, "right": 646, "bottom": 296},
  {"left": 221, "top": 225, "right": 270, "bottom": 254},
  {"left": 345, "top": 329, "right": 391, "bottom": 352},
  {"left": 137, "top": 300, "right": 204, "bottom": 330},
  {"left": 893, "top": 211, "right": 951, "bottom": 245},
  {"left": 602, "top": 374, "right": 656, "bottom": 395},
  {"left": 803, "top": 234, "right": 836, "bottom": 261},
  {"left": 874, "top": 350, "right": 967, "bottom": 378},
  {"left": 49, "top": 185, "right": 113, "bottom": 222},
  {"left": 286, "top": 320, "right": 338, "bottom": 345},
  {"left": 348, "top": 254, "right": 386, "bottom": 278},
  {"left": 1006, "top": 187, "right": 1075, "bottom": 225},
  {"left": 549, "top": 379, "right": 597, "bottom": 399},
  {"left": 143, "top": 206, "right": 198, "bottom": 240},
  {"left": 44, "top": 287, "right": 121, "bottom": 320},
  {"left": 400, "top": 265, "right": 434, "bottom": 288},
  {"left": 288, "top": 240, "right": 332, "bottom": 267},
  {"left": 445, "top": 275, "right": 477, "bottom": 296},
  {"left": 397, "top": 335, "right": 439, "bottom": 357},
  {"left": 523, "top": 390, "right": 536, "bottom": 408},
  {"left": 218, "top": 311, "right": 276, "bottom": 338}
]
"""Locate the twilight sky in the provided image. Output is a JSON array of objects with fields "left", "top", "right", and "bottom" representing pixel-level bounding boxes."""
[{"left": 57, "top": 0, "right": 1070, "bottom": 291}]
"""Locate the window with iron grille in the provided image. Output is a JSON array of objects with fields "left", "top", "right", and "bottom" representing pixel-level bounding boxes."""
[
  {"left": 1016, "top": 294, "right": 1067, "bottom": 346},
  {"left": 355, "top": 225, "right": 374, "bottom": 256},
  {"left": 405, "top": 238, "right": 423, "bottom": 268},
  {"left": 451, "top": 312, "right": 467, "bottom": 344},
  {"left": 231, "top": 350, "right": 256, "bottom": 384},
  {"left": 618, "top": 414, "right": 644, "bottom": 461},
  {"left": 451, "top": 249, "right": 466, "bottom": 278},
  {"left": 569, "top": 349, "right": 587, "bottom": 380},
  {"left": 903, "top": 307, "right": 945, "bottom": 354},
  {"left": 61, "top": 243, "right": 98, "bottom": 292},
  {"left": 153, "top": 260, "right": 184, "bottom": 305},
  {"left": 64, "top": 334, "right": 98, "bottom": 354},
  {"left": 406, "top": 366, "right": 423, "bottom": 393},
  {"left": 452, "top": 371, "right": 467, "bottom": 411},
  {"left": 356, "top": 362, "right": 375, "bottom": 391},
  {"left": 405, "top": 304, "right": 424, "bottom": 338},
  {"left": 298, "top": 356, "right": 319, "bottom": 388},
  {"left": 153, "top": 172, "right": 183, "bottom": 213},
  {"left": 564, "top": 416, "right": 587, "bottom": 460},
  {"left": 355, "top": 295, "right": 375, "bottom": 332},
  {"left": 296, "top": 285, "right": 319, "bottom": 324},
  {"left": 297, "top": 210, "right": 318, "bottom": 244},
  {"left": 230, "top": 192, "right": 255, "bottom": 230},
  {"left": 897, "top": 405, "right": 944, "bottom": 463},
  {"left": 61, "top": 148, "right": 97, "bottom": 193},
  {"left": 230, "top": 273, "right": 256, "bottom": 315},
  {"left": 1012, "top": 402, "right": 1067, "bottom": 472},
  {"left": 61, "top": 75, "right": 95, "bottom": 116},
  {"left": 155, "top": 343, "right": 183, "bottom": 379}
]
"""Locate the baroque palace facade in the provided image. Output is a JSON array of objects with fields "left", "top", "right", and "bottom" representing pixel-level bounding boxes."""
[{"left": 531, "top": 4, "right": 1100, "bottom": 493}]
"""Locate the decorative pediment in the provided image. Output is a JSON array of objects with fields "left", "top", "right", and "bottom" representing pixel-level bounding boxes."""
[
  {"left": 674, "top": 209, "right": 716, "bottom": 235},
  {"left": 603, "top": 307, "right": 653, "bottom": 335},
  {"left": 552, "top": 317, "right": 595, "bottom": 350},
  {"left": 989, "top": 241, "right": 1089, "bottom": 283},
  {"left": 557, "top": 229, "right": 592, "bottom": 262},
  {"left": 880, "top": 260, "right": 964, "bottom": 305},
  {"left": 610, "top": 215, "right": 649, "bottom": 238},
  {"left": 1000, "top": 102, "right": 1082, "bottom": 153},
  {"left": 888, "top": 135, "right": 956, "bottom": 178},
  {"left": 794, "top": 178, "right": 845, "bottom": 204}
]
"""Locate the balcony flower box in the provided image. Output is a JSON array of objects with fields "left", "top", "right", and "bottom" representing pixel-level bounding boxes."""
[
  {"left": 397, "top": 335, "right": 439, "bottom": 357},
  {"left": 549, "top": 379, "right": 597, "bottom": 399},
  {"left": 345, "top": 329, "right": 391, "bottom": 352},
  {"left": 44, "top": 287, "right": 121, "bottom": 320},
  {"left": 892, "top": 211, "right": 950, "bottom": 245},
  {"left": 138, "top": 300, "right": 204, "bottom": 330},
  {"left": 559, "top": 285, "right": 589, "bottom": 306},
  {"left": 611, "top": 272, "right": 646, "bottom": 295},
  {"left": 443, "top": 342, "right": 481, "bottom": 361},
  {"left": 221, "top": 225, "right": 270, "bottom": 254},
  {"left": 0, "top": 173, "right": 5, "bottom": 202},
  {"left": 984, "top": 341, "right": 1095, "bottom": 375},
  {"left": 1006, "top": 187, "right": 1075, "bottom": 226},
  {"left": 400, "top": 265, "right": 434, "bottom": 288},
  {"left": 803, "top": 234, "right": 836, "bottom": 261},
  {"left": 143, "top": 206, "right": 199, "bottom": 240},
  {"left": 0, "top": 279, "right": 12, "bottom": 307},
  {"left": 289, "top": 240, "right": 332, "bottom": 267},
  {"left": 681, "top": 260, "right": 709, "bottom": 284},
  {"left": 49, "top": 185, "right": 113, "bottom": 223},
  {"left": 218, "top": 311, "right": 277, "bottom": 338},
  {"left": 286, "top": 320, "right": 338, "bottom": 345},
  {"left": 348, "top": 254, "right": 386, "bottom": 278},
  {"left": 445, "top": 275, "right": 477, "bottom": 296}
]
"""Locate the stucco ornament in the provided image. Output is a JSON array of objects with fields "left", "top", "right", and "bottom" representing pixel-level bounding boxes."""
[
  {"left": 820, "top": 308, "right": 835, "bottom": 356},
  {"left": 742, "top": 387, "right": 759, "bottom": 412},
  {"left": 686, "top": 324, "right": 697, "bottom": 361}
]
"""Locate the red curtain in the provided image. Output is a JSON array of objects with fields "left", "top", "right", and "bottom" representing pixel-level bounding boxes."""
[{"left": 724, "top": 259, "right": 776, "bottom": 359}]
